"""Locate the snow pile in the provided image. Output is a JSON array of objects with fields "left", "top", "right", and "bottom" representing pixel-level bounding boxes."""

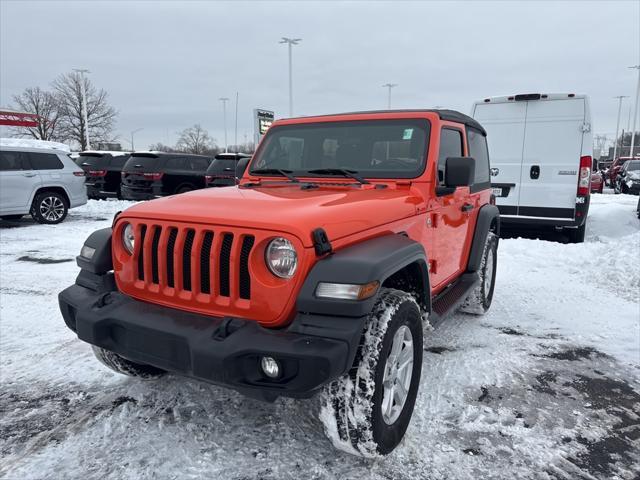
[
  {"left": 0, "top": 137, "right": 71, "bottom": 152},
  {"left": 0, "top": 196, "right": 639, "bottom": 479}
]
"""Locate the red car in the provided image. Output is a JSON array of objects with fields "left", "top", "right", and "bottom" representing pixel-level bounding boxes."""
[
  {"left": 608, "top": 157, "right": 632, "bottom": 185},
  {"left": 590, "top": 171, "right": 603, "bottom": 193}
]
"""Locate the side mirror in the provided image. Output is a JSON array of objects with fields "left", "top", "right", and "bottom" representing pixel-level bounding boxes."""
[
  {"left": 445, "top": 157, "right": 475, "bottom": 187},
  {"left": 437, "top": 157, "right": 475, "bottom": 196}
]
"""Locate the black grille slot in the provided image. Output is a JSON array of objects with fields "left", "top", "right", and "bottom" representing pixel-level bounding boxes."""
[
  {"left": 151, "top": 226, "right": 161, "bottom": 284},
  {"left": 239, "top": 236, "right": 255, "bottom": 299},
  {"left": 137, "top": 225, "right": 147, "bottom": 281},
  {"left": 166, "top": 228, "right": 178, "bottom": 288},
  {"left": 200, "top": 232, "right": 214, "bottom": 294},
  {"left": 219, "top": 233, "right": 234, "bottom": 297},
  {"left": 183, "top": 229, "right": 195, "bottom": 291}
]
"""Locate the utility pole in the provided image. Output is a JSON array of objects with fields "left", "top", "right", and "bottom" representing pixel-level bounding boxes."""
[
  {"left": 234, "top": 92, "right": 239, "bottom": 153},
  {"left": 629, "top": 65, "right": 640, "bottom": 158},
  {"left": 382, "top": 83, "right": 398, "bottom": 109},
  {"left": 280, "top": 37, "right": 301, "bottom": 117},
  {"left": 612, "top": 95, "right": 628, "bottom": 161},
  {"left": 219, "top": 97, "right": 229, "bottom": 153},
  {"left": 130, "top": 128, "right": 143, "bottom": 151},
  {"left": 73, "top": 68, "right": 91, "bottom": 150}
]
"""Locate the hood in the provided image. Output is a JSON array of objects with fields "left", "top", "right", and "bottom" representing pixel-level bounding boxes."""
[{"left": 119, "top": 184, "right": 422, "bottom": 247}]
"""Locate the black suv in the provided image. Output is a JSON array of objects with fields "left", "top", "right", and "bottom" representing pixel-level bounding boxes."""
[
  {"left": 205, "top": 153, "right": 251, "bottom": 187},
  {"left": 120, "top": 152, "right": 213, "bottom": 200},
  {"left": 77, "top": 152, "right": 131, "bottom": 199}
]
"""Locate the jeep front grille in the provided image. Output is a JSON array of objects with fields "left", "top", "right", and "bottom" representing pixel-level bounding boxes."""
[{"left": 133, "top": 223, "right": 255, "bottom": 301}]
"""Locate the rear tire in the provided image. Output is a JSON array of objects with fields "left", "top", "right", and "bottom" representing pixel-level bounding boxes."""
[
  {"left": 567, "top": 223, "right": 586, "bottom": 244},
  {"left": 92, "top": 346, "right": 165, "bottom": 379},
  {"left": 30, "top": 191, "right": 68, "bottom": 224},
  {"left": 460, "top": 232, "right": 498, "bottom": 315},
  {"left": 319, "top": 288, "right": 423, "bottom": 457}
]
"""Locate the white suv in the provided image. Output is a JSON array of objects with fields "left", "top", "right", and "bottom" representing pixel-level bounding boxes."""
[{"left": 0, "top": 144, "right": 87, "bottom": 224}]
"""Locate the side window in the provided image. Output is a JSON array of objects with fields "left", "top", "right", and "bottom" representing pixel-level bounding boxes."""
[
  {"left": 467, "top": 127, "right": 490, "bottom": 185},
  {"left": 187, "top": 157, "right": 209, "bottom": 171},
  {"left": 29, "top": 152, "right": 64, "bottom": 170},
  {"left": 437, "top": 128, "right": 463, "bottom": 185},
  {"left": 164, "top": 157, "right": 184, "bottom": 169},
  {"left": 0, "top": 151, "right": 30, "bottom": 171}
]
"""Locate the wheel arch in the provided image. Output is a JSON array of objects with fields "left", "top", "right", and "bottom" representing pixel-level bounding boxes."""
[
  {"left": 466, "top": 204, "right": 500, "bottom": 273},
  {"left": 30, "top": 186, "right": 71, "bottom": 208},
  {"left": 297, "top": 234, "right": 431, "bottom": 318}
]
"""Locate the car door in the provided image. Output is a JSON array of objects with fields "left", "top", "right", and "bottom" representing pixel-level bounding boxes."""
[
  {"left": 0, "top": 150, "right": 41, "bottom": 213},
  {"left": 518, "top": 98, "right": 585, "bottom": 219},
  {"left": 431, "top": 126, "right": 471, "bottom": 289}
]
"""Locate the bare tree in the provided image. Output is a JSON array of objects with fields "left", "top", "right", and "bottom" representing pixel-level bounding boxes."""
[
  {"left": 10, "top": 87, "right": 62, "bottom": 141},
  {"left": 176, "top": 124, "right": 216, "bottom": 154},
  {"left": 53, "top": 71, "right": 117, "bottom": 150},
  {"left": 148, "top": 142, "right": 178, "bottom": 153}
]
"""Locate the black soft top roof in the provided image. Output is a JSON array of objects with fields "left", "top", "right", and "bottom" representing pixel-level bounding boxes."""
[{"left": 285, "top": 109, "right": 487, "bottom": 136}]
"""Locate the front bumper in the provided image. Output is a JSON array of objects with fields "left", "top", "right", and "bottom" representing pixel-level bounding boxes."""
[{"left": 59, "top": 276, "right": 365, "bottom": 401}]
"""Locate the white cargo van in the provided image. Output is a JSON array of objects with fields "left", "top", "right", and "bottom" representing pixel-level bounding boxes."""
[{"left": 471, "top": 93, "right": 592, "bottom": 243}]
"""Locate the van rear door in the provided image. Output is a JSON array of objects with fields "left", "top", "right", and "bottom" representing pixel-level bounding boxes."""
[
  {"left": 471, "top": 101, "right": 526, "bottom": 216},
  {"left": 518, "top": 98, "right": 585, "bottom": 219}
]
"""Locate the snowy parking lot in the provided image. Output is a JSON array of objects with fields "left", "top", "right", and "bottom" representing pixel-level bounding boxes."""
[{"left": 0, "top": 194, "right": 638, "bottom": 480}]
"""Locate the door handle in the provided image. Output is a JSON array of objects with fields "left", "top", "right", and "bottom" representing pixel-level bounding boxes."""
[
  {"left": 22, "top": 172, "right": 37, "bottom": 178},
  {"left": 461, "top": 203, "right": 474, "bottom": 212},
  {"left": 530, "top": 165, "right": 540, "bottom": 180}
]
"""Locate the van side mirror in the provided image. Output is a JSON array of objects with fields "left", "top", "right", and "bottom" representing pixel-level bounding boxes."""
[{"left": 436, "top": 157, "right": 475, "bottom": 196}]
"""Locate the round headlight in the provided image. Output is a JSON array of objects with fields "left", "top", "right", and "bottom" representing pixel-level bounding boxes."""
[
  {"left": 265, "top": 237, "right": 297, "bottom": 278},
  {"left": 122, "top": 223, "right": 135, "bottom": 254}
]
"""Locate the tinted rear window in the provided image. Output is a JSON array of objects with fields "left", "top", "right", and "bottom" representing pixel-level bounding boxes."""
[
  {"left": 207, "top": 159, "right": 236, "bottom": 174},
  {"left": 186, "top": 157, "right": 211, "bottom": 171},
  {"left": 124, "top": 155, "right": 161, "bottom": 171},
  {"left": 30, "top": 152, "right": 64, "bottom": 170},
  {"left": 78, "top": 155, "right": 108, "bottom": 168}
]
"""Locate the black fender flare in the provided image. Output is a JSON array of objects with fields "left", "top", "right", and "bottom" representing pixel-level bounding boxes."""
[
  {"left": 297, "top": 234, "right": 430, "bottom": 318},
  {"left": 466, "top": 204, "right": 500, "bottom": 272},
  {"left": 76, "top": 227, "right": 113, "bottom": 274}
]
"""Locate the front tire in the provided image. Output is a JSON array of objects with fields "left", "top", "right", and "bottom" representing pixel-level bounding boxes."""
[
  {"left": 319, "top": 288, "right": 423, "bottom": 457},
  {"left": 460, "top": 231, "right": 498, "bottom": 315},
  {"left": 30, "top": 191, "right": 68, "bottom": 224},
  {"left": 92, "top": 346, "right": 165, "bottom": 379}
]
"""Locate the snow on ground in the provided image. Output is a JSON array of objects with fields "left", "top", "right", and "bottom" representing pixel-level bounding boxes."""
[{"left": 0, "top": 194, "right": 639, "bottom": 480}]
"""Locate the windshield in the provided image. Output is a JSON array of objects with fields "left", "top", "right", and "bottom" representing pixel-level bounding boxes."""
[
  {"left": 626, "top": 161, "right": 640, "bottom": 171},
  {"left": 250, "top": 119, "right": 430, "bottom": 179}
]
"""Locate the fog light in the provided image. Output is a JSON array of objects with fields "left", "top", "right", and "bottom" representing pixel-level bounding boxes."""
[
  {"left": 80, "top": 245, "right": 95, "bottom": 260},
  {"left": 261, "top": 356, "right": 280, "bottom": 379}
]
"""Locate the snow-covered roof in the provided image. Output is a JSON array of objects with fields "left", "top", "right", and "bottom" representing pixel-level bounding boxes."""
[
  {"left": 79, "top": 150, "right": 131, "bottom": 157},
  {"left": 0, "top": 137, "right": 71, "bottom": 152}
]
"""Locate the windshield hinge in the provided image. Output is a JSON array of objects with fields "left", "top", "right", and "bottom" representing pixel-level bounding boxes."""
[{"left": 312, "top": 228, "right": 332, "bottom": 256}]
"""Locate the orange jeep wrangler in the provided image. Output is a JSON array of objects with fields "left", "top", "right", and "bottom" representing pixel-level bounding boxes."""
[{"left": 59, "top": 110, "right": 499, "bottom": 456}]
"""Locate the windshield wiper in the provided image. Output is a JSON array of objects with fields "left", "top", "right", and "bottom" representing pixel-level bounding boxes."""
[
  {"left": 251, "top": 168, "right": 299, "bottom": 183},
  {"left": 306, "top": 168, "right": 370, "bottom": 184}
]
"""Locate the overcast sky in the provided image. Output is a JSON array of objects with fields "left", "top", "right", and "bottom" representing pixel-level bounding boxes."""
[{"left": 1, "top": 0, "right": 639, "bottom": 150}]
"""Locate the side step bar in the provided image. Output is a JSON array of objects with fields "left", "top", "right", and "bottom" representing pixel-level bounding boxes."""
[{"left": 429, "top": 272, "right": 479, "bottom": 327}]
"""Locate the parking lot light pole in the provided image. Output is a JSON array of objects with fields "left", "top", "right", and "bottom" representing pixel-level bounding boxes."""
[
  {"left": 629, "top": 65, "right": 640, "bottom": 158},
  {"left": 280, "top": 37, "right": 301, "bottom": 117},
  {"left": 383, "top": 83, "right": 398, "bottom": 109},
  {"left": 73, "top": 68, "right": 91, "bottom": 150},
  {"left": 613, "top": 96, "right": 628, "bottom": 161},
  {"left": 130, "top": 128, "right": 143, "bottom": 151},
  {"left": 219, "top": 97, "right": 229, "bottom": 153}
]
